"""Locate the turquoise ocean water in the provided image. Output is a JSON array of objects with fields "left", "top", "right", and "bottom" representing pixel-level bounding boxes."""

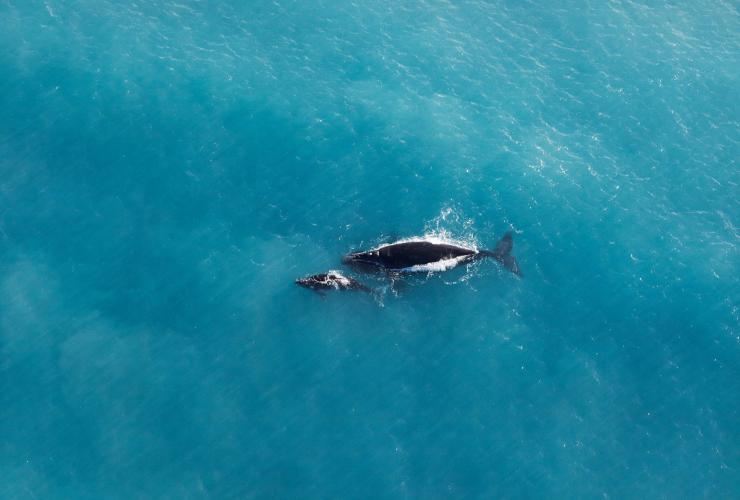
[{"left": 1, "top": 1, "right": 738, "bottom": 497}]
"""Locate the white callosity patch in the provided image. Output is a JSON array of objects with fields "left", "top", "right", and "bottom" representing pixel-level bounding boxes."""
[{"left": 326, "top": 270, "right": 352, "bottom": 288}]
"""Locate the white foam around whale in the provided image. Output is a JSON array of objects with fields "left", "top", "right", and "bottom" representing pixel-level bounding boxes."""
[
  {"left": 326, "top": 270, "right": 352, "bottom": 287},
  {"left": 401, "top": 255, "right": 472, "bottom": 273},
  {"left": 369, "top": 233, "right": 479, "bottom": 252}
]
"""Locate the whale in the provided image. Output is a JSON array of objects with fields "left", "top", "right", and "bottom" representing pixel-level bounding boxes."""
[
  {"left": 295, "top": 271, "right": 374, "bottom": 293},
  {"left": 342, "top": 232, "right": 521, "bottom": 276}
]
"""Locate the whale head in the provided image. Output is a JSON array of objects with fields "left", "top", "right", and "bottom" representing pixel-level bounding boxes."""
[
  {"left": 295, "top": 276, "right": 320, "bottom": 290},
  {"left": 342, "top": 250, "right": 384, "bottom": 271}
]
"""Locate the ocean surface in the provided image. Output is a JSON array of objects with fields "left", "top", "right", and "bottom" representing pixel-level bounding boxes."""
[{"left": 1, "top": 0, "right": 738, "bottom": 498}]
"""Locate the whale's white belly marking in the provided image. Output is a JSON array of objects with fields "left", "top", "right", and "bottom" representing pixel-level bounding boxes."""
[{"left": 400, "top": 255, "right": 473, "bottom": 273}]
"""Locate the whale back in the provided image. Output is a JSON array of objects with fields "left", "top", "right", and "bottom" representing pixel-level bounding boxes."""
[
  {"left": 371, "top": 241, "right": 475, "bottom": 269},
  {"left": 345, "top": 233, "right": 521, "bottom": 275}
]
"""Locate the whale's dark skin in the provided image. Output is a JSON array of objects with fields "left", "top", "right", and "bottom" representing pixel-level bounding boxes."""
[
  {"left": 343, "top": 232, "right": 521, "bottom": 276},
  {"left": 295, "top": 271, "right": 374, "bottom": 293}
]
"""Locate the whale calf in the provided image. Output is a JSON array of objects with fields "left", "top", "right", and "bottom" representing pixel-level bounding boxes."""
[
  {"left": 295, "top": 271, "right": 374, "bottom": 293},
  {"left": 343, "top": 232, "right": 521, "bottom": 276}
]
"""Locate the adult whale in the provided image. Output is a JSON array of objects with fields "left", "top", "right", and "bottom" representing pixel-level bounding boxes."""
[{"left": 343, "top": 232, "right": 521, "bottom": 276}]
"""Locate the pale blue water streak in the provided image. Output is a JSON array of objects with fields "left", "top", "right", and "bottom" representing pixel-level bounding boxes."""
[{"left": 0, "top": 0, "right": 738, "bottom": 498}]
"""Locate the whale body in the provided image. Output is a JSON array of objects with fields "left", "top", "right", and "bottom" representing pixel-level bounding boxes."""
[
  {"left": 295, "top": 271, "right": 373, "bottom": 293},
  {"left": 343, "top": 232, "right": 521, "bottom": 276}
]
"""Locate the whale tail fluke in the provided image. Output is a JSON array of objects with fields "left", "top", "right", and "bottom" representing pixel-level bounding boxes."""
[
  {"left": 482, "top": 232, "right": 522, "bottom": 277},
  {"left": 501, "top": 253, "right": 521, "bottom": 276}
]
